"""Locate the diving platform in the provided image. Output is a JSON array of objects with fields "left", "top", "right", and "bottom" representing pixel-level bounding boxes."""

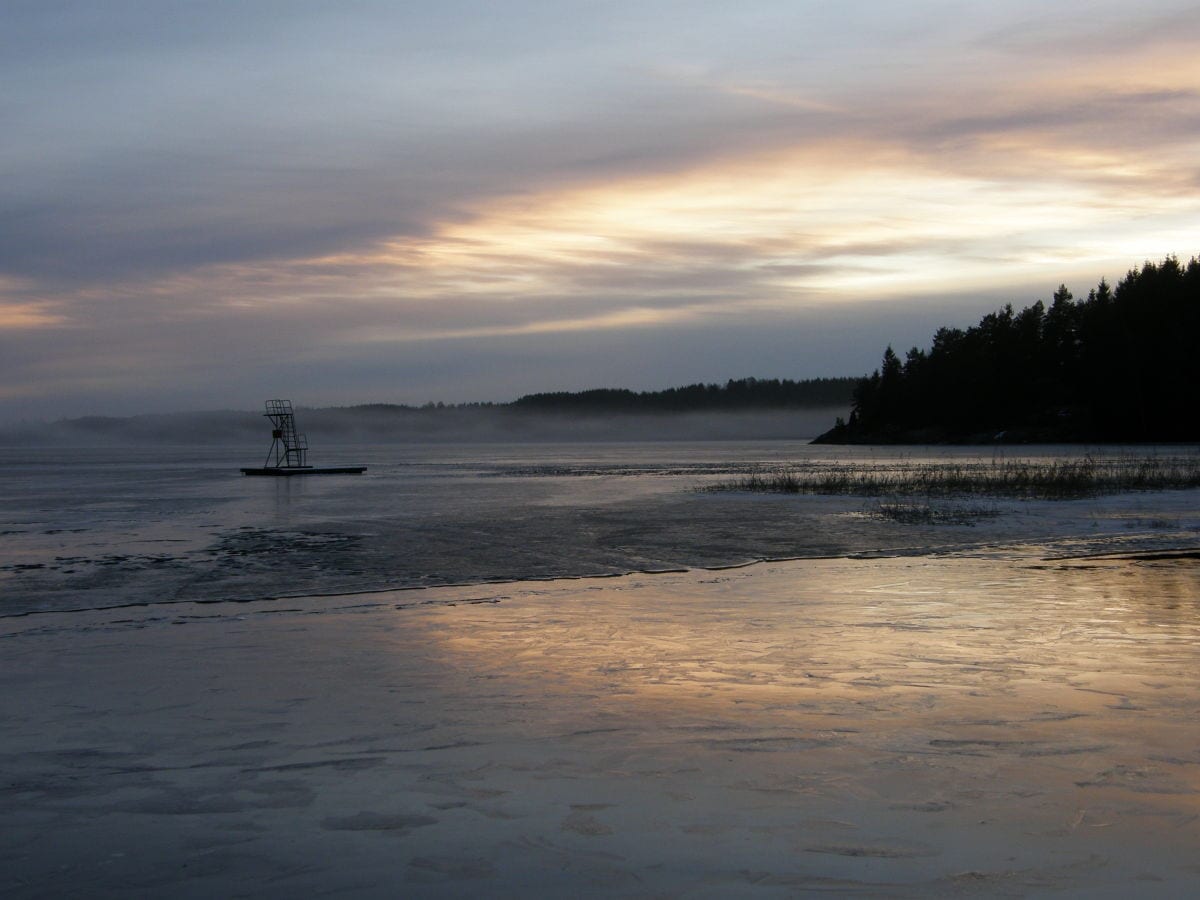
[
  {"left": 240, "top": 465, "right": 367, "bottom": 476},
  {"left": 241, "top": 400, "right": 366, "bottom": 476}
]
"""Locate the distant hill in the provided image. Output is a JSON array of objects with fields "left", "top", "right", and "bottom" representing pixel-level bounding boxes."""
[
  {"left": 816, "top": 254, "right": 1200, "bottom": 444},
  {"left": 511, "top": 377, "right": 859, "bottom": 412},
  {"left": 0, "top": 377, "right": 856, "bottom": 446}
]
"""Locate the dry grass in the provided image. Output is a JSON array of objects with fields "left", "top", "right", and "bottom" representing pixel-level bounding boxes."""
[{"left": 712, "top": 455, "right": 1200, "bottom": 500}]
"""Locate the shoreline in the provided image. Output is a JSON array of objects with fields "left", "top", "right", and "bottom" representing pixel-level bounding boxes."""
[{"left": 7, "top": 536, "right": 1200, "bottom": 624}]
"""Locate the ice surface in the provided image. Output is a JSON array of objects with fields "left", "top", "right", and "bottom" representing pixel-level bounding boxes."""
[
  {"left": 2, "top": 442, "right": 1199, "bottom": 895},
  {"left": 2, "top": 554, "right": 1198, "bottom": 896},
  {"left": 2, "top": 443, "right": 1199, "bottom": 615}
]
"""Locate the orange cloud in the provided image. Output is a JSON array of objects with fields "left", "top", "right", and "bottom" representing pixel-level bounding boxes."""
[
  {"left": 342, "top": 136, "right": 1196, "bottom": 312},
  {"left": 0, "top": 302, "right": 65, "bottom": 330},
  {"left": 28, "top": 31, "right": 1199, "bottom": 349}
]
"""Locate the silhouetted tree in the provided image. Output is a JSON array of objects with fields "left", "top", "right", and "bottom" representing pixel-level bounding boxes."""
[
  {"left": 826, "top": 254, "right": 1200, "bottom": 442},
  {"left": 510, "top": 377, "right": 859, "bottom": 412}
]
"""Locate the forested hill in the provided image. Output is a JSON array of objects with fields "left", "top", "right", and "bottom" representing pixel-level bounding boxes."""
[
  {"left": 0, "top": 377, "right": 858, "bottom": 446},
  {"left": 815, "top": 254, "right": 1200, "bottom": 444},
  {"left": 511, "top": 377, "right": 858, "bottom": 412}
]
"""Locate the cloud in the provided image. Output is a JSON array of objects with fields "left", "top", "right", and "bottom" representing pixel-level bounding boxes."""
[
  {"left": 976, "top": 4, "right": 1200, "bottom": 56},
  {"left": 0, "top": 302, "right": 63, "bottom": 330},
  {"left": 2, "top": 2, "right": 1199, "bottom": 420}
]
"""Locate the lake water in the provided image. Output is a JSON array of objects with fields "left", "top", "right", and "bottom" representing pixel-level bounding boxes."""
[
  {"left": 2, "top": 442, "right": 1199, "bottom": 616},
  {"left": 4, "top": 442, "right": 1200, "bottom": 896}
]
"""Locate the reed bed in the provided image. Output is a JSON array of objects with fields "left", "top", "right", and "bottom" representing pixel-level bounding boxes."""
[
  {"left": 871, "top": 501, "right": 1001, "bottom": 525},
  {"left": 713, "top": 455, "right": 1200, "bottom": 500}
]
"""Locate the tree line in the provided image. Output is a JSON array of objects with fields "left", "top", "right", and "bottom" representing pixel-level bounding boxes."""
[
  {"left": 818, "top": 254, "right": 1200, "bottom": 443},
  {"left": 510, "top": 377, "right": 859, "bottom": 412}
]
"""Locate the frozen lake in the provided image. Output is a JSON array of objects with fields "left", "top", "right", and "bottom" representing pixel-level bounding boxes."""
[
  {"left": 2, "top": 442, "right": 1199, "bottom": 615},
  {"left": 4, "top": 550, "right": 1200, "bottom": 897},
  {"left": 3, "top": 440, "right": 1200, "bottom": 896}
]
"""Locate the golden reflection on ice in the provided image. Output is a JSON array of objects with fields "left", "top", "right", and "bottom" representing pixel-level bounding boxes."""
[
  {"left": 403, "top": 555, "right": 1200, "bottom": 870},
  {"left": 419, "top": 556, "right": 1200, "bottom": 714}
]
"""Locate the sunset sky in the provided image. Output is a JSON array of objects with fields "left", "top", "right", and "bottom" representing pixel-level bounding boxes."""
[{"left": 3, "top": 1, "right": 1199, "bottom": 420}]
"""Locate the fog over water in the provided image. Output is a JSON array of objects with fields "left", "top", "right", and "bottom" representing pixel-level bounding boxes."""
[{"left": 0, "top": 407, "right": 849, "bottom": 446}]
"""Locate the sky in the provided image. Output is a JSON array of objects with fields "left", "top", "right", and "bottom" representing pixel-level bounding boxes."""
[{"left": 3, "top": 1, "right": 1199, "bottom": 421}]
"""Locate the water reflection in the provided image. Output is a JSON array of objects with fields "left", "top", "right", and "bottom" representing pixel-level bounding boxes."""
[
  {"left": 395, "top": 555, "right": 1200, "bottom": 856},
  {"left": 5, "top": 553, "right": 1197, "bottom": 893},
  {"left": 271, "top": 474, "right": 308, "bottom": 523}
]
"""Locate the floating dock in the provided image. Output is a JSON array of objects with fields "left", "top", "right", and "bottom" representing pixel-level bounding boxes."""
[
  {"left": 241, "top": 465, "right": 366, "bottom": 476},
  {"left": 241, "top": 400, "right": 367, "bottom": 476}
]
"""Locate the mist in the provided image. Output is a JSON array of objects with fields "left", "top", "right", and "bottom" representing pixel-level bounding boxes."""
[{"left": 0, "top": 405, "right": 849, "bottom": 448}]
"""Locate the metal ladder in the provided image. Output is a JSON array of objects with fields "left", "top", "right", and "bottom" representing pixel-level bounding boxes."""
[{"left": 262, "top": 399, "right": 309, "bottom": 467}]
